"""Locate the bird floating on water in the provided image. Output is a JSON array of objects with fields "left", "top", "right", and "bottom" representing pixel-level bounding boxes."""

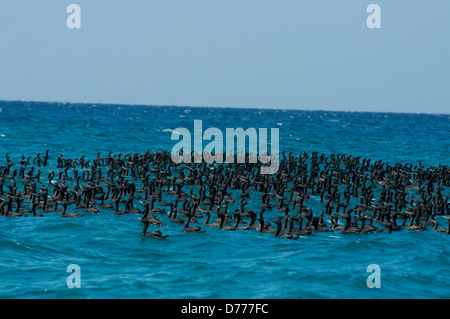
[{"left": 0, "top": 150, "right": 447, "bottom": 241}]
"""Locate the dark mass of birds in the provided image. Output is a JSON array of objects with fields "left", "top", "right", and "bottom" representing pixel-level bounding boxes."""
[{"left": 0, "top": 150, "right": 449, "bottom": 240}]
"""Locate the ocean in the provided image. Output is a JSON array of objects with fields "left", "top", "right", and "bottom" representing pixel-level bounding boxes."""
[{"left": 0, "top": 100, "right": 449, "bottom": 299}]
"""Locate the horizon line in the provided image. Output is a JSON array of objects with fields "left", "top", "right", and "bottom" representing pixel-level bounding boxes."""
[{"left": 0, "top": 99, "right": 448, "bottom": 116}]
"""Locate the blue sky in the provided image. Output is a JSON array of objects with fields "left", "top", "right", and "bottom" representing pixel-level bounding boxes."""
[{"left": 0, "top": 1, "right": 448, "bottom": 113}]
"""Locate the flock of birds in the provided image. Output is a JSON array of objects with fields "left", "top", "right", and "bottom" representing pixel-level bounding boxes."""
[{"left": 0, "top": 150, "right": 449, "bottom": 240}]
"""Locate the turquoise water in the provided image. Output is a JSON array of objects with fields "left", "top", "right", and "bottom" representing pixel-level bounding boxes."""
[{"left": 0, "top": 101, "right": 449, "bottom": 299}]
